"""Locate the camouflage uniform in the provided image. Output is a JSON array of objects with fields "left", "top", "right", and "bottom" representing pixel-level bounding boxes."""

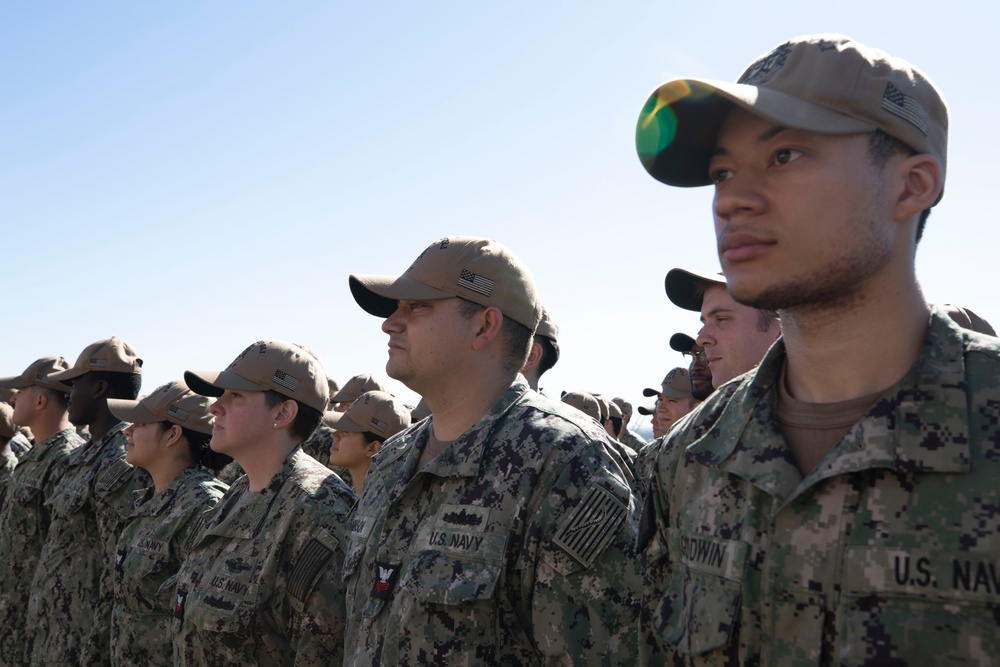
[
  {"left": 172, "top": 447, "right": 355, "bottom": 666},
  {"left": 0, "top": 427, "right": 83, "bottom": 666},
  {"left": 26, "top": 422, "right": 151, "bottom": 665},
  {"left": 301, "top": 424, "right": 334, "bottom": 469},
  {"left": 111, "top": 465, "right": 228, "bottom": 667},
  {"left": 635, "top": 435, "right": 668, "bottom": 498},
  {"left": 639, "top": 308, "right": 1000, "bottom": 665},
  {"left": 0, "top": 452, "right": 15, "bottom": 491},
  {"left": 343, "top": 378, "right": 642, "bottom": 665},
  {"left": 10, "top": 430, "right": 33, "bottom": 459},
  {"left": 619, "top": 428, "right": 648, "bottom": 453}
]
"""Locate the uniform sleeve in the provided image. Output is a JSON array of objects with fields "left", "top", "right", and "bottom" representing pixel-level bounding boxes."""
[
  {"left": 524, "top": 451, "right": 643, "bottom": 664},
  {"left": 286, "top": 525, "right": 347, "bottom": 667}
]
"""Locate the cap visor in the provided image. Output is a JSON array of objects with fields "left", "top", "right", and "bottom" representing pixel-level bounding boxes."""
[
  {"left": 665, "top": 268, "right": 727, "bottom": 312},
  {"left": 637, "top": 406, "right": 654, "bottom": 416},
  {"left": 637, "top": 78, "right": 874, "bottom": 187},
  {"left": 0, "top": 376, "right": 27, "bottom": 390},
  {"left": 107, "top": 398, "right": 160, "bottom": 425},
  {"left": 669, "top": 333, "right": 697, "bottom": 353},
  {"left": 322, "top": 410, "right": 364, "bottom": 432},
  {"left": 349, "top": 274, "right": 456, "bottom": 318},
  {"left": 642, "top": 387, "right": 660, "bottom": 398},
  {"left": 48, "top": 367, "right": 89, "bottom": 383}
]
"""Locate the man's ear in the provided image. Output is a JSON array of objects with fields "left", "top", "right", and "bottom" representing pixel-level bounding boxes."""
[
  {"left": 470, "top": 306, "right": 505, "bottom": 352},
  {"left": 893, "top": 153, "right": 942, "bottom": 221}
]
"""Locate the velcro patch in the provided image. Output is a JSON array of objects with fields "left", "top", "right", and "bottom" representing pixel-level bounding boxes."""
[
  {"left": 174, "top": 588, "right": 187, "bottom": 620},
  {"left": 96, "top": 459, "right": 133, "bottom": 491},
  {"left": 288, "top": 538, "right": 333, "bottom": 602},
  {"left": 115, "top": 548, "right": 127, "bottom": 575},
  {"left": 553, "top": 485, "right": 628, "bottom": 567}
]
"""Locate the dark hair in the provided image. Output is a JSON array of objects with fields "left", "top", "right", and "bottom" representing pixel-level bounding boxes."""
[
  {"left": 361, "top": 431, "right": 382, "bottom": 445},
  {"left": 536, "top": 336, "right": 560, "bottom": 376},
  {"left": 868, "top": 129, "right": 932, "bottom": 243},
  {"left": 158, "top": 422, "right": 233, "bottom": 475},
  {"left": 262, "top": 390, "right": 323, "bottom": 442},
  {"left": 609, "top": 416, "right": 623, "bottom": 438},
  {"left": 92, "top": 371, "right": 142, "bottom": 400},
  {"left": 456, "top": 299, "right": 533, "bottom": 372},
  {"left": 754, "top": 309, "right": 779, "bottom": 332}
]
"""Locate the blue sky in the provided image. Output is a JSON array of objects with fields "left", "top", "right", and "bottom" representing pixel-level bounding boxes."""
[{"left": 3, "top": 1, "right": 996, "bottom": 430}]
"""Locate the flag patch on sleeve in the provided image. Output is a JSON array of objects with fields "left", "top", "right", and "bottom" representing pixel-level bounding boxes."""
[
  {"left": 288, "top": 538, "right": 334, "bottom": 602},
  {"left": 553, "top": 484, "right": 628, "bottom": 567}
]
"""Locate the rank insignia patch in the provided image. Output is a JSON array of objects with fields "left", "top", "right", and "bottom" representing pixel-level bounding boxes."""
[{"left": 371, "top": 561, "right": 400, "bottom": 600}]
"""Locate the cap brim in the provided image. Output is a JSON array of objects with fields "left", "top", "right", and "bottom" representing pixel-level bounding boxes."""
[
  {"left": 637, "top": 405, "right": 654, "bottom": 416},
  {"left": 642, "top": 387, "right": 660, "bottom": 398},
  {"left": 322, "top": 410, "right": 365, "bottom": 432},
  {"left": 184, "top": 369, "right": 269, "bottom": 398},
  {"left": 0, "top": 376, "right": 27, "bottom": 390},
  {"left": 48, "top": 367, "right": 89, "bottom": 383},
  {"left": 669, "top": 333, "right": 697, "bottom": 353},
  {"left": 665, "top": 268, "right": 727, "bottom": 312},
  {"left": 107, "top": 398, "right": 160, "bottom": 425},
  {"left": 636, "top": 78, "right": 874, "bottom": 187},
  {"left": 349, "top": 274, "right": 456, "bottom": 318}
]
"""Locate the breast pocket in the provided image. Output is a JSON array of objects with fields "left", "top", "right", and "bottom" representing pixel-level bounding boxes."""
[
  {"left": 188, "top": 558, "right": 260, "bottom": 638},
  {"left": 13, "top": 482, "right": 44, "bottom": 534},
  {"left": 402, "top": 551, "right": 502, "bottom": 607}
]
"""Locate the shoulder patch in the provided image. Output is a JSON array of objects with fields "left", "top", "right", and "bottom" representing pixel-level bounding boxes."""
[
  {"left": 553, "top": 484, "right": 629, "bottom": 567},
  {"left": 96, "top": 458, "right": 133, "bottom": 492},
  {"left": 288, "top": 537, "right": 334, "bottom": 602}
]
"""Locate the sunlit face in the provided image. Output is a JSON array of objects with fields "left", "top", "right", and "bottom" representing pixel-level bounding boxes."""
[
  {"left": 124, "top": 421, "right": 171, "bottom": 469},
  {"left": 650, "top": 398, "right": 669, "bottom": 439},
  {"left": 696, "top": 285, "right": 778, "bottom": 387},
  {"left": 208, "top": 389, "right": 274, "bottom": 461},
  {"left": 329, "top": 429, "right": 376, "bottom": 469},
  {"left": 381, "top": 297, "right": 477, "bottom": 394},
  {"left": 710, "top": 107, "right": 895, "bottom": 312},
  {"left": 660, "top": 396, "right": 696, "bottom": 427},
  {"left": 10, "top": 386, "right": 35, "bottom": 428}
]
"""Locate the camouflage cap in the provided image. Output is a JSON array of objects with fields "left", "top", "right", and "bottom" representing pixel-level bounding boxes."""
[
  {"left": 637, "top": 34, "right": 948, "bottom": 196},
  {"left": 665, "top": 268, "right": 726, "bottom": 312},
  {"left": 0, "top": 356, "right": 73, "bottom": 392},
  {"left": 0, "top": 403, "right": 15, "bottom": 439},
  {"left": 669, "top": 332, "right": 697, "bottom": 353},
  {"left": 108, "top": 380, "right": 214, "bottom": 435},
  {"left": 49, "top": 337, "right": 143, "bottom": 382},
  {"left": 323, "top": 390, "right": 411, "bottom": 439},
  {"left": 330, "top": 373, "right": 389, "bottom": 404},
  {"left": 562, "top": 391, "right": 601, "bottom": 421},
  {"left": 349, "top": 236, "right": 542, "bottom": 331},
  {"left": 643, "top": 367, "right": 693, "bottom": 400},
  {"left": 185, "top": 340, "right": 329, "bottom": 412}
]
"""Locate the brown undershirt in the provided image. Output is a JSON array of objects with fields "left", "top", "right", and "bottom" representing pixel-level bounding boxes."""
[
  {"left": 417, "top": 429, "right": 455, "bottom": 470},
  {"left": 776, "top": 363, "right": 884, "bottom": 476}
]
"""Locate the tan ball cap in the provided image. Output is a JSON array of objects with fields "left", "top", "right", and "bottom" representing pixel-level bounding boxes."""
[
  {"left": 323, "top": 390, "right": 411, "bottom": 439},
  {"left": 636, "top": 34, "right": 948, "bottom": 197},
  {"left": 49, "top": 337, "right": 143, "bottom": 382},
  {"left": 107, "top": 380, "right": 214, "bottom": 435},
  {"left": 643, "top": 367, "right": 693, "bottom": 400},
  {"left": 0, "top": 356, "right": 73, "bottom": 392},
  {"left": 562, "top": 391, "right": 601, "bottom": 422},
  {"left": 0, "top": 403, "right": 16, "bottom": 439},
  {"left": 330, "top": 374, "right": 389, "bottom": 404},
  {"left": 185, "top": 340, "right": 329, "bottom": 412},
  {"left": 349, "top": 236, "right": 542, "bottom": 331}
]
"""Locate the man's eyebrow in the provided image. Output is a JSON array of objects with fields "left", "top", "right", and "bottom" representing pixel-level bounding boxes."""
[
  {"left": 700, "top": 306, "right": 734, "bottom": 323},
  {"left": 712, "top": 125, "right": 789, "bottom": 157}
]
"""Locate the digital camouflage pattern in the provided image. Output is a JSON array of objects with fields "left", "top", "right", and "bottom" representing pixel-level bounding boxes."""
[
  {"left": 0, "top": 427, "right": 83, "bottom": 666},
  {"left": 300, "top": 424, "right": 355, "bottom": 489},
  {"left": 343, "top": 378, "right": 643, "bottom": 665},
  {"left": 26, "top": 422, "right": 151, "bottom": 666},
  {"left": 112, "top": 465, "right": 228, "bottom": 666},
  {"left": 172, "top": 447, "right": 355, "bottom": 667},
  {"left": 640, "top": 308, "right": 1000, "bottom": 666},
  {"left": 619, "top": 428, "right": 648, "bottom": 453},
  {"left": 635, "top": 435, "right": 669, "bottom": 498},
  {"left": 0, "top": 452, "right": 15, "bottom": 493},
  {"left": 10, "top": 431, "right": 33, "bottom": 459}
]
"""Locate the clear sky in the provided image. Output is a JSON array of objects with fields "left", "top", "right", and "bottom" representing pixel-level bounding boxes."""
[{"left": 3, "top": 1, "right": 996, "bottom": 434}]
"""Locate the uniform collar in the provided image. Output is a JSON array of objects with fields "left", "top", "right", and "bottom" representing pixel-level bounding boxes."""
[{"left": 687, "top": 306, "right": 972, "bottom": 503}]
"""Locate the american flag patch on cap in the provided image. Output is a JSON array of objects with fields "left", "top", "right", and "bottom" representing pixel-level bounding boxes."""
[
  {"left": 458, "top": 269, "right": 494, "bottom": 297},
  {"left": 881, "top": 82, "right": 930, "bottom": 136},
  {"left": 553, "top": 484, "right": 628, "bottom": 567},
  {"left": 167, "top": 405, "right": 190, "bottom": 422},
  {"left": 272, "top": 369, "right": 300, "bottom": 392}
]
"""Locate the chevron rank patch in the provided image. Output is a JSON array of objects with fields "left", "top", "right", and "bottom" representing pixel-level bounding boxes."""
[
  {"left": 553, "top": 484, "right": 628, "bottom": 567},
  {"left": 288, "top": 537, "right": 334, "bottom": 602}
]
